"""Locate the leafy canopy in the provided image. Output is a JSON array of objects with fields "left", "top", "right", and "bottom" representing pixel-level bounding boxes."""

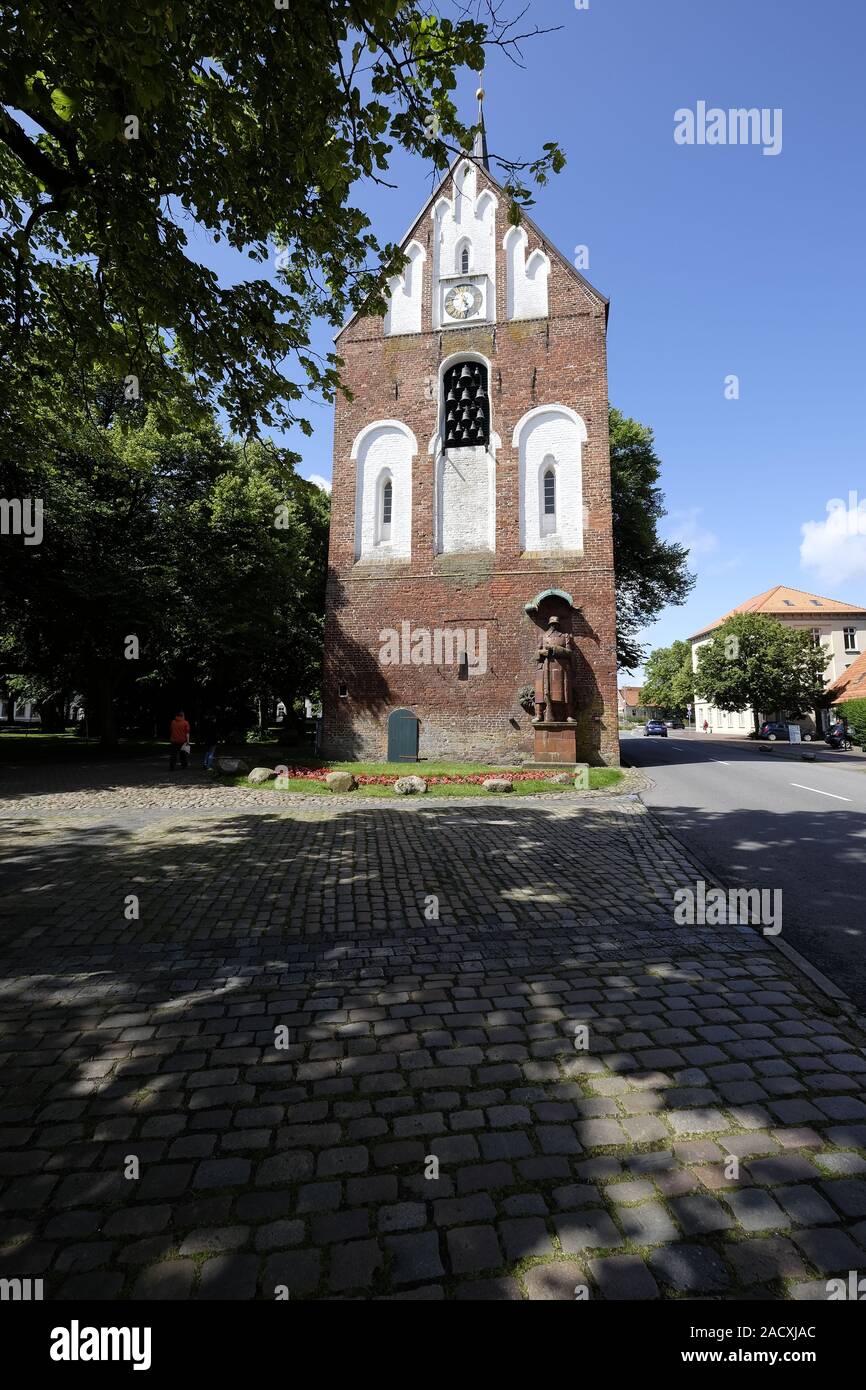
[
  {"left": 0, "top": 381, "right": 329, "bottom": 739},
  {"left": 610, "top": 408, "right": 694, "bottom": 670},
  {"left": 641, "top": 639, "right": 694, "bottom": 716},
  {"left": 0, "top": 0, "right": 563, "bottom": 439},
  {"left": 693, "top": 613, "right": 828, "bottom": 732}
]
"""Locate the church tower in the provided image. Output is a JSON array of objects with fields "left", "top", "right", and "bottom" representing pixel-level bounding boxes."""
[{"left": 322, "top": 107, "right": 619, "bottom": 766}]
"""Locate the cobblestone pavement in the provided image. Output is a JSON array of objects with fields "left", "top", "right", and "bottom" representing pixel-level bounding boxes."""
[{"left": 1, "top": 772, "right": 865, "bottom": 1301}]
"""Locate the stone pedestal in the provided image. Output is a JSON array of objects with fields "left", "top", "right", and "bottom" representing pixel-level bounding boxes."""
[{"left": 532, "top": 722, "right": 579, "bottom": 764}]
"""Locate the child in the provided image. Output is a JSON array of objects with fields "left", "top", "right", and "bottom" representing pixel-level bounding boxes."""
[{"left": 201, "top": 714, "right": 219, "bottom": 770}]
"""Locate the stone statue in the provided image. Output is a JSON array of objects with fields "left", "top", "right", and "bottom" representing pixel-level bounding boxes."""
[{"left": 534, "top": 616, "right": 576, "bottom": 724}]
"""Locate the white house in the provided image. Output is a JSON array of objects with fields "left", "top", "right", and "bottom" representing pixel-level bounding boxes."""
[{"left": 691, "top": 585, "right": 866, "bottom": 735}]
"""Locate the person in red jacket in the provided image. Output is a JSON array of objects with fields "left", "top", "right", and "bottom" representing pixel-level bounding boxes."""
[{"left": 169, "top": 710, "right": 191, "bottom": 771}]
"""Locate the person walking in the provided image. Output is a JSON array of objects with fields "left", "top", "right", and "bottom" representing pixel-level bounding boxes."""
[
  {"left": 703, "top": 719, "right": 709, "bottom": 734},
  {"left": 169, "top": 710, "right": 191, "bottom": 771},
  {"left": 201, "top": 713, "right": 219, "bottom": 771}
]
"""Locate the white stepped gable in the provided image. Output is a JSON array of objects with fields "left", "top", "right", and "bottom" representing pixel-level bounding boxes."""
[
  {"left": 515, "top": 405, "right": 586, "bottom": 553},
  {"left": 504, "top": 225, "right": 550, "bottom": 321},
  {"left": 432, "top": 162, "right": 497, "bottom": 328},
  {"left": 383, "top": 241, "right": 425, "bottom": 337},
  {"left": 352, "top": 421, "right": 415, "bottom": 561}
]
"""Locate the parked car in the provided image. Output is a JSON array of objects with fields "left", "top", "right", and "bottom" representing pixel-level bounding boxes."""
[
  {"left": 826, "top": 722, "right": 852, "bottom": 750},
  {"left": 645, "top": 720, "right": 668, "bottom": 738},
  {"left": 667, "top": 719, "right": 685, "bottom": 729},
  {"left": 758, "top": 721, "right": 814, "bottom": 742}
]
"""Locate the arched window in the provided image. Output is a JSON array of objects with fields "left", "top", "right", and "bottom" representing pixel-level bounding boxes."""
[
  {"left": 543, "top": 468, "right": 556, "bottom": 517},
  {"left": 460, "top": 245, "right": 470, "bottom": 274},
  {"left": 538, "top": 455, "right": 558, "bottom": 537},
  {"left": 376, "top": 472, "right": 393, "bottom": 543},
  {"left": 443, "top": 360, "right": 490, "bottom": 450}
]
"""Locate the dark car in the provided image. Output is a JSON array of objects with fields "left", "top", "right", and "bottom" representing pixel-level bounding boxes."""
[
  {"left": 667, "top": 719, "right": 685, "bottom": 730},
  {"left": 645, "top": 720, "right": 668, "bottom": 737},
  {"left": 758, "top": 721, "right": 814, "bottom": 742},
  {"left": 826, "top": 722, "right": 852, "bottom": 750}
]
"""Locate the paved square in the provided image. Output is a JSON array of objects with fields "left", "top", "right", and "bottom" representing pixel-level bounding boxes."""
[{"left": 1, "top": 765, "right": 865, "bottom": 1300}]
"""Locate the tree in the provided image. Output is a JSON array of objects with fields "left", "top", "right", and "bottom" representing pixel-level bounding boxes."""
[
  {"left": 693, "top": 613, "right": 828, "bottom": 735},
  {"left": 641, "top": 639, "right": 694, "bottom": 717},
  {"left": 610, "top": 408, "right": 694, "bottom": 670},
  {"left": 0, "top": 1, "right": 563, "bottom": 440},
  {"left": 0, "top": 385, "right": 329, "bottom": 742}
]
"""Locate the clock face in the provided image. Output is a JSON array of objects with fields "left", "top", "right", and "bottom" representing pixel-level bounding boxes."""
[{"left": 444, "top": 282, "right": 482, "bottom": 320}]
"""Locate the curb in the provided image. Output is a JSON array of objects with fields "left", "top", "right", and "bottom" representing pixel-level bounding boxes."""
[{"left": 640, "top": 801, "right": 866, "bottom": 1030}]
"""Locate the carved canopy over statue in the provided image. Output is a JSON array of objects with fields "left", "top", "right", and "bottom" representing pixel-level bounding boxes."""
[{"left": 534, "top": 616, "right": 576, "bottom": 724}]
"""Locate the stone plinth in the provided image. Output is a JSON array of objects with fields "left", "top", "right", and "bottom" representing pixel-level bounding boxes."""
[{"left": 533, "top": 722, "right": 579, "bottom": 764}]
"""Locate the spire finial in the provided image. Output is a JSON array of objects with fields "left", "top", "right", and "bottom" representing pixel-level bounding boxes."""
[{"left": 473, "top": 67, "right": 489, "bottom": 171}]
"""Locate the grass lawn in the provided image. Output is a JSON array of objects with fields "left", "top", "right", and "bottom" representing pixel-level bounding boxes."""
[{"left": 227, "top": 764, "right": 624, "bottom": 797}]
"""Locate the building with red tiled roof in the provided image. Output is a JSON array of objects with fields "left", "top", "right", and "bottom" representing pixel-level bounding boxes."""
[
  {"left": 825, "top": 648, "right": 866, "bottom": 706},
  {"left": 617, "top": 686, "right": 663, "bottom": 721},
  {"left": 690, "top": 585, "right": 866, "bottom": 735}
]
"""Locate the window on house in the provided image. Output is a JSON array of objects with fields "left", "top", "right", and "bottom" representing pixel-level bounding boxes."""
[
  {"left": 810, "top": 599, "right": 823, "bottom": 607},
  {"left": 782, "top": 599, "right": 794, "bottom": 606},
  {"left": 460, "top": 246, "right": 470, "bottom": 274},
  {"left": 811, "top": 628, "right": 823, "bottom": 645},
  {"left": 382, "top": 479, "right": 392, "bottom": 526},
  {"left": 443, "top": 360, "right": 490, "bottom": 449},
  {"left": 844, "top": 627, "right": 857, "bottom": 652}
]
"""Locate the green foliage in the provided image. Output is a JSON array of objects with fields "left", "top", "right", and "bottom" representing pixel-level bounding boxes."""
[
  {"left": 839, "top": 698, "right": 866, "bottom": 748},
  {"left": 641, "top": 639, "right": 694, "bottom": 715},
  {"left": 693, "top": 613, "right": 828, "bottom": 734},
  {"left": 0, "top": 1, "right": 563, "bottom": 439},
  {"left": 609, "top": 408, "right": 694, "bottom": 670},
  {"left": 0, "top": 384, "right": 329, "bottom": 740}
]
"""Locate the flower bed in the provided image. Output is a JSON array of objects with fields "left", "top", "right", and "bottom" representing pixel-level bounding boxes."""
[{"left": 277, "top": 766, "right": 547, "bottom": 786}]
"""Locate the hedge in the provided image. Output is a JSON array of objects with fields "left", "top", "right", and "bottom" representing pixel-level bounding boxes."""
[{"left": 839, "top": 697, "right": 866, "bottom": 748}]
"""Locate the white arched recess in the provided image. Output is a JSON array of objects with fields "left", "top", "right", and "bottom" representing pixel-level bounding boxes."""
[
  {"left": 429, "top": 350, "right": 500, "bottom": 555},
  {"left": 513, "top": 405, "right": 587, "bottom": 553},
  {"left": 383, "top": 241, "right": 426, "bottom": 336},
  {"left": 352, "top": 421, "right": 417, "bottom": 561},
  {"left": 503, "top": 225, "right": 550, "bottom": 321}
]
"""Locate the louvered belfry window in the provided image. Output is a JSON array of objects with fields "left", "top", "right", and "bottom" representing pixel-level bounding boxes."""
[{"left": 443, "top": 361, "right": 490, "bottom": 450}]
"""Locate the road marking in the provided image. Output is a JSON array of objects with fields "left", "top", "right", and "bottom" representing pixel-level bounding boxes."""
[
  {"left": 711, "top": 760, "right": 731, "bottom": 765},
  {"left": 790, "top": 782, "right": 852, "bottom": 802}
]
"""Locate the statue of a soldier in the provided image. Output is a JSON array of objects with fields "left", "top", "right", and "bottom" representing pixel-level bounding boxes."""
[{"left": 534, "top": 616, "right": 576, "bottom": 724}]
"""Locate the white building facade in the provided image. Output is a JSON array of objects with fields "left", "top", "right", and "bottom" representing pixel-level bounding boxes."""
[{"left": 690, "top": 586, "right": 866, "bottom": 735}]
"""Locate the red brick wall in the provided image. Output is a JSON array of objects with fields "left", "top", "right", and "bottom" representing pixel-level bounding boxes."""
[{"left": 323, "top": 161, "right": 620, "bottom": 767}]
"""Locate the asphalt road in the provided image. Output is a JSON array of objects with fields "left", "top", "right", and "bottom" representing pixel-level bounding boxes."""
[{"left": 621, "top": 729, "right": 866, "bottom": 1010}]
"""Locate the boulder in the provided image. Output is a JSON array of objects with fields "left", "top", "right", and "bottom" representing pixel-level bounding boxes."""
[
  {"left": 324, "top": 770, "right": 357, "bottom": 793},
  {"left": 483, "top": 777, "right": 514, "bottom": 793},
  {"left": 216, "top": 756, "right": 249, "bottom": 774},
  {"left": 248, "top": 766, "right": 277, "bottom": 784},
  {"left": 393, "top": 775, "right": 428, "bottom": 795}
]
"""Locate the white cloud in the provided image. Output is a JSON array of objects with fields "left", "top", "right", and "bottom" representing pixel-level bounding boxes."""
[
  {"left": 801, "top": 506, "right": 866, "bottom": 587},
  {"left": 665, "top": 507, "right": 719, "bottom": 557},
  {"left": 306, "top": 474, "right": 332, "bottom": 493}
]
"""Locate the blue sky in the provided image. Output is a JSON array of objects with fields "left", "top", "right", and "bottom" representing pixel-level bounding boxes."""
[{"left": 199, "top": 0, "right": 866, "bottom": 675}]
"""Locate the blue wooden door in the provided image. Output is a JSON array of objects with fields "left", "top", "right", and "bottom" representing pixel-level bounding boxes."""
[{"left": 387, "top": 708, "right": 419, "bottom": 762}]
